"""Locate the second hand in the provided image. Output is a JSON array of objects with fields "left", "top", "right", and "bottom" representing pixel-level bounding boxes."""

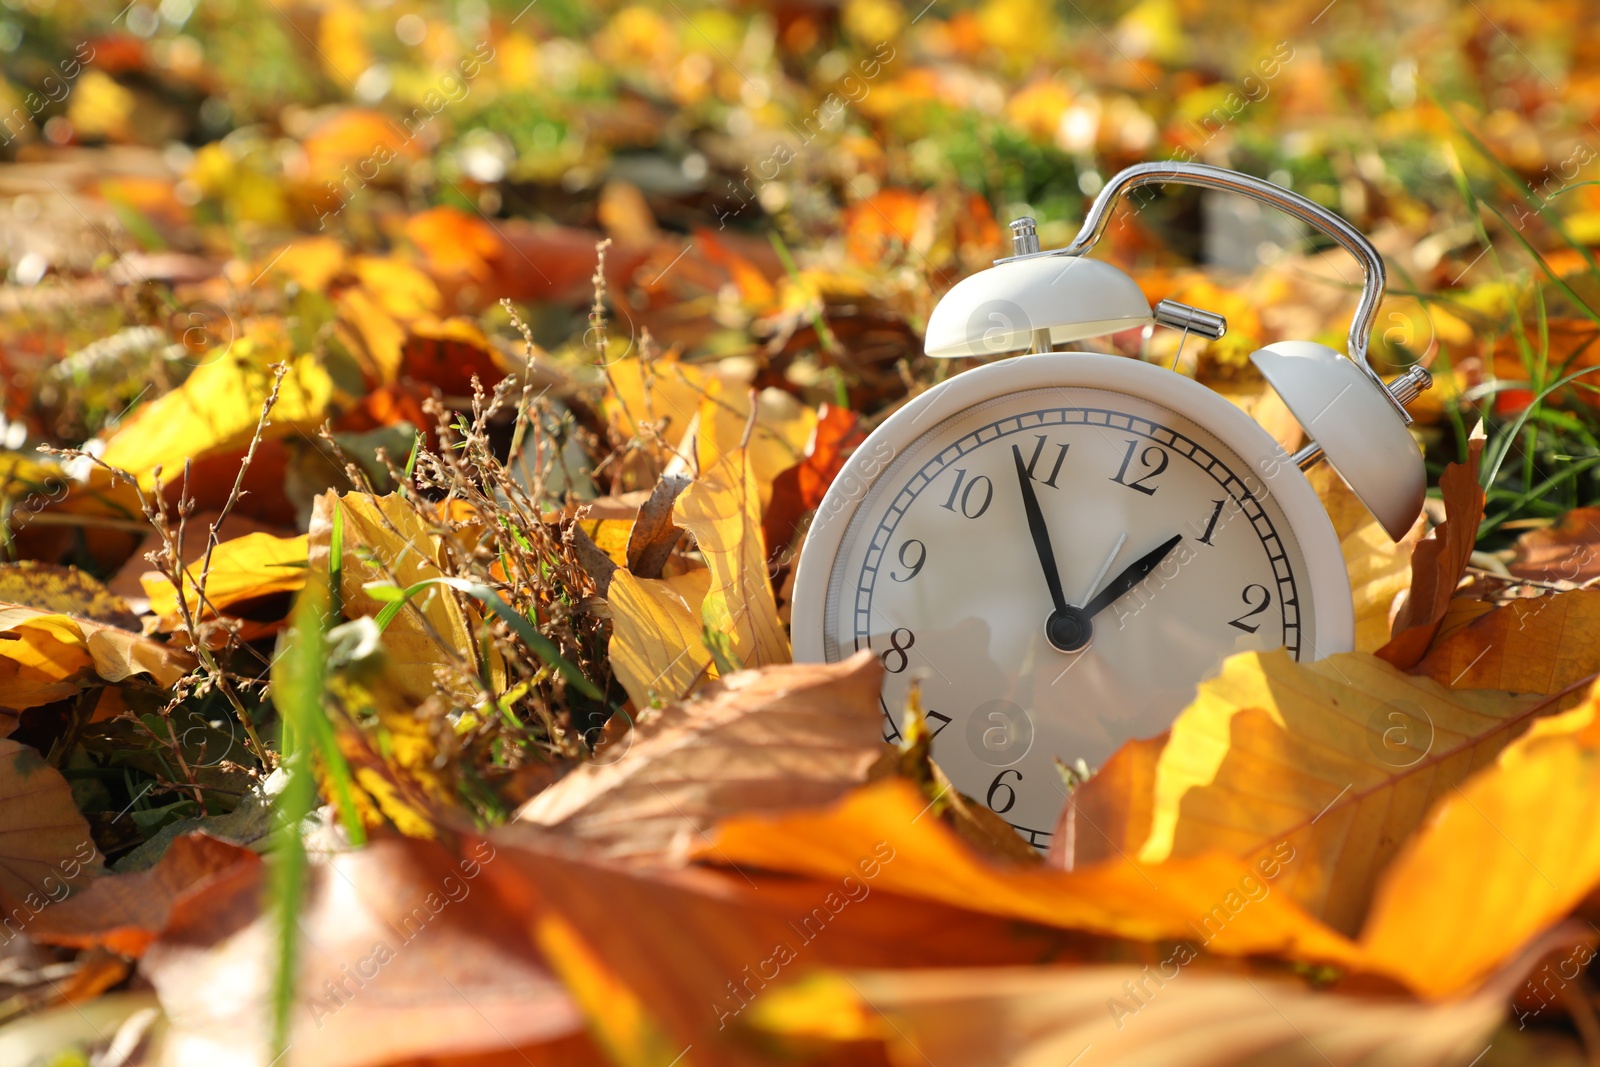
[{"left": 1077, "top": 532, "right": 1127, "bottom": 608}]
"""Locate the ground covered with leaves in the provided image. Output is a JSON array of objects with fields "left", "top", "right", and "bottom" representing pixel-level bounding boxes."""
[{"left": 5, "top": 0, "right": 1600, "bottom": 1065}]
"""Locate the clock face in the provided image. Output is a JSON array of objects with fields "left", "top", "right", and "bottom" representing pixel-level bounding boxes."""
[{"left": 802, "top": 372, "right": 1343, "bottom": 851}]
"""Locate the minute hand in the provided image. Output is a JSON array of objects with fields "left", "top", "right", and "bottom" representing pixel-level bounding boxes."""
[
  {"left": 1011, "top": 444, "right": 1069, "bottom": 613},
  {"left": 1081, "top": 533, "right": 1183, "bottom": 619}
]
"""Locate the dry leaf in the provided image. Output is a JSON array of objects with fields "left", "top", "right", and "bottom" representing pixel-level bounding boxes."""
[
  {"left": 709, "top": 778, "right": 1361, "bottom": 966},
  {"left": 752, "top": 962, "right": 1512, "bottom": 1067},
  {"left": 308, "top": 490, "right": 488, "bottom": 704},
  {"left": 605, "top": 568, "right": 713, "bottom": 708},
  {"left": 1134, "top": 649, "right": 1569, "bottom": 935},
  {"left": 1050, "top": 732, "right": 1166, "bottom": 871},
  {"left": 0, "top": 738, "right": 103, "bottom": 912},
  {"left": 1508, "top": 506, "right": 1600, "bottom": 584},
  {"left": 1379, "top": 428, "right": 1486, "bottom": 668},
  {"left": 0, "top": 562, "right": 139, "bottom": 630},
  {"left": 624, "top": 471, "right": 690, "bottom": 578},
  {"left": 100, "top": 333, "right": 333, "bottom": 486},
  {"left": 0, "top": 602, "right": 194, "bottom": 718},
  {"left": 142, "top": 531, "right": 308, "bottom": 639},
  {"left": 516, "top": 653, "right": 888, "bottom": 863},
  {"left": 1361, "top": 680, "right": 1600, "bottom": 997},
  {"left": 675, "top": 391, "right": 790, "bottom": 669},
  {"left": 1407, "top": 590, "right": 1600, "bottom": 694},
  {"left": 141, "top": 835, "right": 592, "bottom": 1067},
  {"left": 28, "top": 832, "right": 256, "bottom": 957},
  {"left": 1307, "top": 464, "right": 1426, "bottom": 653}
]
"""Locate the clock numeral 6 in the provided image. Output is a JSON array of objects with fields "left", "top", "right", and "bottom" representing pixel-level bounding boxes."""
[
  {"left": 940, "top": 468, "right": 993, "bottom": 518},
  {"left": 890, "top": 539, "right": 926, "bottom": 582},
  {"left": 881, "top": 627, "right": 916, "bottom": 673},
  {"left": 1228, "top": 583, "right": 1273, "bottom": 633},
  {"left": 985, "top": 768, "right": 1022, "bottom": 815},
  {"left": 1111, "top": 439, "right": 1169, "bottom": 496}
]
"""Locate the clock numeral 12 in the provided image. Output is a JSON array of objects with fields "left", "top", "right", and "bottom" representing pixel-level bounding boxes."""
[
  {"left": 1023, "top": 434, "right": 1070, "bottom": 488},
  {"left": 940, "top": 468, "right": 993, "bottom": 518},
  {"left": 1111, "top": 439, "right": 1169, "bottom": 496}
]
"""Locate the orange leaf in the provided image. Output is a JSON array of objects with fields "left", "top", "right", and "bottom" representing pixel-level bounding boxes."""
[
  {"left": 1361, "top": 680, "right": 1600, "bottom": 997},
  {"left": 0, "top": 738, "right": 102, "bottom": 912},
  {"left": 1378, "top": 427, "right": 1485, "bottom": 668},
  {"left": 1407, "top": 590, "right": 1600, "bottom": 694},
  {"left": 1509, "top": 506, "right": 1600, "bottom": 584},
  {"left": 1049, "top": 731, "right": 1166, "bottom": 871}
]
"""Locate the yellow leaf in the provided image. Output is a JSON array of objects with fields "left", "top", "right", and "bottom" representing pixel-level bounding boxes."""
[
  {"left": 606, "top": 568, "right": 712, "bottom": 708},
  {"left": 335, "top": 285, "right": 406, "bottom": 382},
  {"left": 350, "top": 256, "right": 442, "bottom": 321},
  {"left": 1136, "top": 649, "right": 1561, "bottom": 935},
  {"left": 0, "top": 603, "right": 193, "bottom": 709},
  {"left": 1361, "top": 680, "right": 1600, "bottom": 997},
  {"left": 603, "top": 356, "right": 720, "bottom": 442},
  {"left": 675, "top": 395, "right": 790, "bottom": 668},
  {"left": 261, "top": 236, "right": 346, "bottom": 291},
  {"left": 316, "top": 1, "right": 371, "bottom": 85},
  {"left": 307, "top": 491, "right": 490, "bottom": 705},
  {"left": 141, "top": 532, "right": 308, "bottom": 627},
  {"left": 1308, "top": 464, "right": 1425, "bottom": 653},
  {"left": 100, "top": 335, "right": 333, "bottom": 487},
  {"left": 695, "top": 381, "right": 815, "bottom": 511}
]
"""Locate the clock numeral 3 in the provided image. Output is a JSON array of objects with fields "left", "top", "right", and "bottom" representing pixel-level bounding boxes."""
[
  {"left": 1228, "top": 584, "right": 1273, "bottom": 633},
  {"left": 890, "top": 539, "right": 926, "bottom": 582},
  {"left": 985, "top": 768, "right": 1022, "bottom": 815},
  {"left": 1023, "top": 434, "right": 1070, "bottom": 488},
  {"left": 881, "top": 627, "right": 916, "bottom": 672},
  {"left": 940, "top": 468, "right": 993, "bottom": 518},
  {"left": 1111, "top": 439, "right": 1169, "bottom": 496}
]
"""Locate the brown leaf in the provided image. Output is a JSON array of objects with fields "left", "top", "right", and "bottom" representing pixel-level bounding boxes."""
[
  {"left": 563, "top": 522, "right": 618, "bottom": 597},
  {"left": 28, "top": 832, "right": 256, "bottom": 957},
  {"left": 1407, "top": 590, "right": 1600, "bottom": 694},
  {"left": 624, "top": 471, "right": 690, "bottom": 579},
  {"left": 1509, "top": 506, "right": 1600, "bottom": 584},
  {"left": 0, "top": 738, "right": 102, "bottom": 913},
  {"left": 1049, "top": 732, "right": 1166, "bottom": 871},
  {"left": 140, "top": 835, "right": 591, "bottom": 1067},
  {"left": 1379, "top": 428, "right": 1486, "bottom": 668},
  {"left": 515, "top": 653, "right": 889, "bottom": 863}
]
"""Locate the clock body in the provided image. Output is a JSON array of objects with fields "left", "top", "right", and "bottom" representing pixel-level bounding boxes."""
[{"left": 790, "top": 353, "right": 1354, "bottom": 848}]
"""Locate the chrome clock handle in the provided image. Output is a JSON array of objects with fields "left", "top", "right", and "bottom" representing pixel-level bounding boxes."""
[{"left": 1001, "top": 161, "right": 1423, "bottom": 423}]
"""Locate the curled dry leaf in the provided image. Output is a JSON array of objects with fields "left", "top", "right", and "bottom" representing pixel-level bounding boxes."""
[
  {"left": 140, "top": 835, "right": 592, "bottom": 1067},
  {"left": 1136, "top": 649, "right": 1561, "bottom": 936},
  {"left": 1361, "top": 680, "right": 1600, "bottom": 998},
  {"left": 1407, "top": 590, "right": 1600, "bottom": 694},
  {"left": 28, "top": 832, "right": 256, "bottom": 957},
  {"left": 0, "top": 738, "right": 102, "bottom": 912},
  {"left": 624, "top": 470, "right": 690, "bottom": 578},
  {"left": 515, "top": 652, "right": 888, "bottom": 863},
  {"left": 1379, "top": 427, "right": 1486, "bottom": 669},
  {"left": 751, "top": 962, "right": 1511, "bottom": 1067}
]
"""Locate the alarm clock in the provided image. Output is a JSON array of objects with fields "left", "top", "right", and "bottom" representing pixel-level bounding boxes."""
[{"left": 790, "top": 162, "right": 1431, "bottom": 848}]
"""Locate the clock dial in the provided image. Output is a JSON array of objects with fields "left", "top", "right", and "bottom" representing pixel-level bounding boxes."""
[{"left": 817, "top": 386, "right": 1317, "bottom": 849}]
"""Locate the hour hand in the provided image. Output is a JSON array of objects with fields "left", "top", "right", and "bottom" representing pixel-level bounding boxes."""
[
  {"left": 1012, "top": 444, "right": 1068, "bottom": 614},
  {"left": 1081, "top": 533, "right": 1183, "bottom": 620}
]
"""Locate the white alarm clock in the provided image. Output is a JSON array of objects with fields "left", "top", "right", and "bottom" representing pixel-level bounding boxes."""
[{"left": 791, "top": 162, "right": 1431, "bottom": 848}]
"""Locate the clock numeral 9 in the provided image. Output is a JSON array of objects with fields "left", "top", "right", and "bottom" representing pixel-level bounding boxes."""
[
  {"left": 890, "top": 539, "right": 926, "bottom": 582},
  {"left": 940, "top": 468, "right": 993, "bottom": 518},
  {"left": 1228, "top": 583, "right": 1273, "bottom": 633},
  {"left": 986, "top": 768, "right": 1022, "bottom": 815},
  {"left": 881, "top": 627, "right": 916, "bottom": 673},
  {"left": 1111, "top": 439, "right": 1169, "bottom": 496}
]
